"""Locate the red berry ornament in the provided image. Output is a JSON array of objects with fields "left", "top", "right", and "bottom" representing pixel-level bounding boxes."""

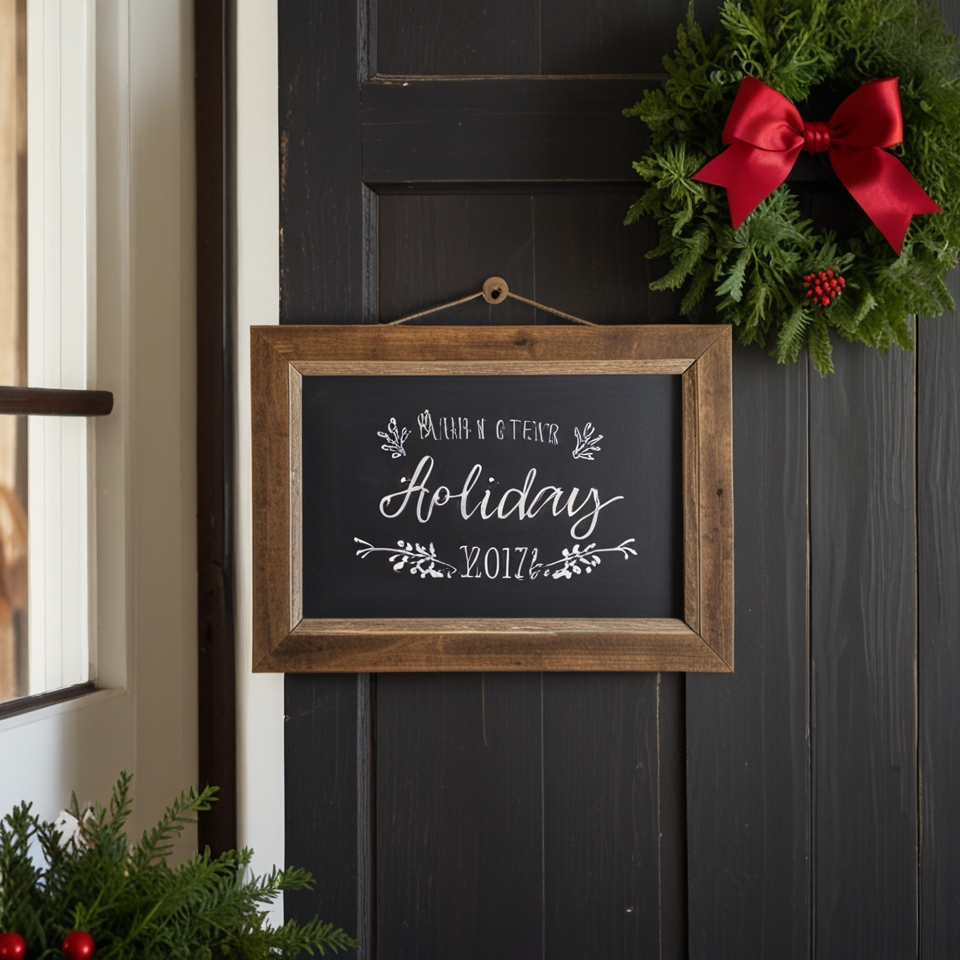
[
  {"left": 62, "top": 931, "right": 96, "bottom": 959},
  {"left": 802, "top": 269, "right": 845, "bottom": 307},
  {"left": 0, "top": 932, "right": 27, "bottom": 960}
]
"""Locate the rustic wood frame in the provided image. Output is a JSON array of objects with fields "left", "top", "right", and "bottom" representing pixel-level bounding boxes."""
[{"left": 251, "top": 324, "right": 733, "bottom": 672}]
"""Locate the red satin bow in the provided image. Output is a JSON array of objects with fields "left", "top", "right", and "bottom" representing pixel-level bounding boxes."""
[{"left": 692, "top": 76, "right": 941, "bottom": 254}]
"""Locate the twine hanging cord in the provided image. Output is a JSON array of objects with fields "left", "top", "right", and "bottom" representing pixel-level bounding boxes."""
[{"left": 383, "top": 277, "right": 598, "bottom": 327}]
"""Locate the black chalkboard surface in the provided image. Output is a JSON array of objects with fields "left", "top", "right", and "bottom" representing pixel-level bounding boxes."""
[{"left": 301, "top": 375, "right": 683, "bottom": 620}]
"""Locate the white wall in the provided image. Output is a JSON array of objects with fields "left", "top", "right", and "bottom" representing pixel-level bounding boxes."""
[
  {"left": 235, "top": 0, "right": 285, "bottom": 898},
  {"left": 0, "top": 0, "right": 197, "bottom": 846}
]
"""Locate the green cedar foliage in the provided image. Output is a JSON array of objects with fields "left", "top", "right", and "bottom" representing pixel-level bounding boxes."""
[
  {"left": 0, "top": 773, "right": 358, "bottom": 959},
  {"left": 625, "top": 0, "right": 960, "bottom": 373}
]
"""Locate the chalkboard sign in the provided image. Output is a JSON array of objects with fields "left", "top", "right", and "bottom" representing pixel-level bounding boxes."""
[{"left": 252, "top": 325, "right": 733, "bottom": 672}]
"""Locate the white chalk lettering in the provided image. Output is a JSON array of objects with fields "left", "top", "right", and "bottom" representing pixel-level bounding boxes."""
[{"left": 380, "top": 458, "right": 623, "bottom": 540}]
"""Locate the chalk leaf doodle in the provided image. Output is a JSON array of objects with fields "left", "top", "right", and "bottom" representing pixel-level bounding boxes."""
[
  {"left": 354, "top": 537, "right": 637, "bottom": 580},
  {"left": 535, "top": 539, "right": 637, "bottom": 579},
  {"left": 378, "top": 417, "right": 410, "bottom": 458},
  {"left": 354, "top": 538, "right": 457, "bottom": 578},
  {"left": 572, "top": 422, "right": 603, "bottom": 460}
]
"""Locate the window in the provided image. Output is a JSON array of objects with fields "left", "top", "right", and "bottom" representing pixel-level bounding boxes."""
[{"left": 0, "top": 0, "right": 101, "bottom": 707}]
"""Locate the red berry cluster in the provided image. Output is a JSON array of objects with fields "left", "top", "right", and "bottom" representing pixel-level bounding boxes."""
[
  {"left": 0, "top": 929, "right": 96, "bottom": 960},
  {"left": 803, "top": 269, "right": 845, "bottom": 307}
]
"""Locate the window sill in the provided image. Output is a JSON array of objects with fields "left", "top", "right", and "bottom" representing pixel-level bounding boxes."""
[{"left": 0, "top": 683, "right": 127, "bottom": 731}]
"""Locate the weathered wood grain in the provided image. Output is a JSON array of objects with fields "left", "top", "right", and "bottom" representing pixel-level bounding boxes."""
[
  {"left": 541, "top": 0, "right": 690, "bottom": 74},
  {"left": 361, "top": 78, "right": 652, "bottom": 184},
  {"left": 687, "top": 347, "right": 810, "bottom": 960},
  {"left": 253, "top": 322, "right": 727, "bottom": 363},
  {"left": 919, "top": 273, "right": 960, "bottom": 959},
  {"left": 250, "top": 329, "right": 296, "bottom": 668},
  {"left": 531, "top": 193, "right": 682, "bottom": 324},
  {"left": 378, "top": 194, "right": 536, "bottom": 326},
  {"left": 376, "top": 0, "right": 539, "bottom": 75},
  {"left": 376, "top": 0, "right": 687, "bottom": 76},
  {"left": 285, "top": 675, "right": 362, "bottom": 947},
  {"left": 279, "top": 1, "right": 364, "bottom": 322},
  {"left": 810, "top": 338, "right": 917, "bottom": 959},
  {"left": 376, "top": 672, "right": 544, "bottom": 959},
  {"left": 542, "top": 672, "right": 662, "bottom": 958},
  {"left": 259, "top": 617, "right": 730, "bottom": 673}
]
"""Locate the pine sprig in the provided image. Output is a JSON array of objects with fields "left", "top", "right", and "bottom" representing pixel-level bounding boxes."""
[
  {"left": 0, "top": 774, "right": 357, "bottom": 960},
  {"left": 625, "top": 0, "right": 960, "bottom": 373}
]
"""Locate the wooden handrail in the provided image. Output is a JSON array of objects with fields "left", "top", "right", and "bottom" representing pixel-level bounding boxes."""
[{"left": 0, "top": 386, "right": 114, "bottom": 417}]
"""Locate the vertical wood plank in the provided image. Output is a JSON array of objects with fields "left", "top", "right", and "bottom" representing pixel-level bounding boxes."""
[
  {"left": 541, "top": 673, "right": 662, "bottom": 959},
  {"left": 810, "top": 340, "right": 917, "bottom": 959},
  {"left": 687, "top": 348, "right": 810, "bottom": 960},
  {"left": 279, "top": 0, "right": 367, "bottom": 936},
  {"left": 375, "top": 673, "right": 544, "bottom": 959},
  {"left": 919, "top": 274, "right": 960, "bottom": 958},
  {"left": 284, "top": 674, "right": 361, "bottom": 939},
  {"left": 279, "top": 0, "right": 363, "bottom": 322}
]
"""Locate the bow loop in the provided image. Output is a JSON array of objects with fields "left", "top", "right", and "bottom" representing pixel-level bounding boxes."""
[{"left": 692, "top": 76, "right": 940, "bottom": 253}]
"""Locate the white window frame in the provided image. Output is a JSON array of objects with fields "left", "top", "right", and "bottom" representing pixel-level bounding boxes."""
[
  {"left": 25, "top": 0, "right": 98, "bottom": 697},
  {"left": 0, "top": 0, "right": 197, "bottom": 848}
]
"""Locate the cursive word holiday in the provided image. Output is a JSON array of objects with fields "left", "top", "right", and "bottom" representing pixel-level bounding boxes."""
[{"left": 379, "top": 455, "right": 623, "bottom": 540}]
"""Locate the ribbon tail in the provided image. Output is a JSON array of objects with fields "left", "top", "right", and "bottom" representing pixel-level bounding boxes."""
[
  {"left": 831, "top": 145, "right": 941, "bottom": 254},
  {"left": 692, "top": 139, "right": 799, "bottom": 229}
]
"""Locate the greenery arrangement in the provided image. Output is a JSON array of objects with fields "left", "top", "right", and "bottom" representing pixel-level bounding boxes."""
[
  {"left": 625, "top": 0, "right": 960, "bottom": 373},
  {"left": 0, "top": 773, "right": 357, "bottom": 959}
]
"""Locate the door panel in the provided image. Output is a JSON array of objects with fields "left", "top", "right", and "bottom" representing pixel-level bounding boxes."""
[
  {"left": 377, "top": 194, "right": 537, "bottom": 327},
  {"left": 375, "top": 0, "right": 688, "bottom": 76},
  {"left": 377, "top": 193, "right": 671, "bottom": 326},
  {"left": 277, "top": 0, "right": 960, "bottom": 957}
]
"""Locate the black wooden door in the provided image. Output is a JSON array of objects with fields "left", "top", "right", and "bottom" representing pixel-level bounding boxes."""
[{"left": 278, "top": 2, "right": 960, "bottom": 958}]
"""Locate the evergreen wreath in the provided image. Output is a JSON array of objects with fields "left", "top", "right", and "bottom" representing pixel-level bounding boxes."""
[
  {"left": 0, "top": 773, "right": 357, "bottom": 959},
  {"left": 625, "top": 0, "right": 960, "bottom": 373}
]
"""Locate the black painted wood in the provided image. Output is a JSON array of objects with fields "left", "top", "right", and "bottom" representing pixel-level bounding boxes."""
[
  {"left": 686, "top": 348, "right": 810, "bottom": 960},
  {"left": 376, "top": 673, "right": 544, "bottom": 959},
  {"left": 376, "top": 0, "right": 687, "bottom": 75},
  {"left": 919, "top": 274, "right": 960, "bottom": 959},
  {"left": 285, "top": 675, "right": 361, "bottom": 942},
  {"left": 280, "top": 0, "right": 368, "bottom": 943},
  {"left": 542, "top": 673, "right": 663, "bottom": 958},
  {"left": 532, "top": 193, "right": 680, "bottom": 323},
  {"left": 377, "top": 194, "right": 536, "bottom": 325},
  {"left": 377, "top": 0, "right": 539, "bottom": 76},
  {"left": 810, "top": 340, "right": 917, "bottom": 959},
  {"left": 361, "top": 78, "right": 651, "bottom": 184},
  {"left": 541, "top": 0, "right": 689, "bottom": 74},
  {"left": 279, "top": 1, "right": 364, "bottom": 322}
]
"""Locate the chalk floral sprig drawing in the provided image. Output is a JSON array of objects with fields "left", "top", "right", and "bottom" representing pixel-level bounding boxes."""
[
  {"left": 533, "top": 539, "right": 637, "bottom": 579},
  {"left": 378, "top": 417, "right": 410, "bottom": 458},
  {"left": 354, "top": 537, "right": 457, "bottom": 578},
  {"left": 572, "top": 422, "right": 603, "bottom": 460}
]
